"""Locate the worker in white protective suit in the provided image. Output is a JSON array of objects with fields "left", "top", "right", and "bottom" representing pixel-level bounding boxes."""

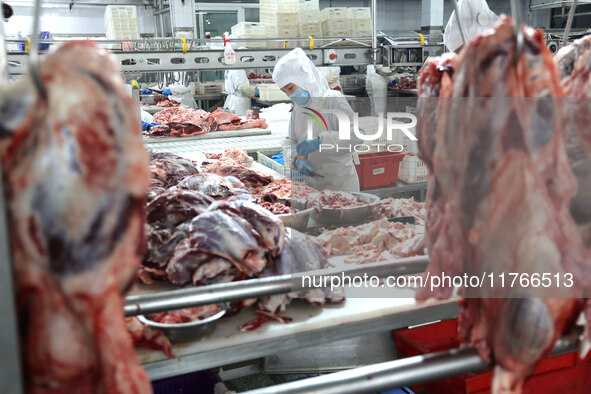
[
  {"left": 366, "top": 64, "right": 388, "bottom": 116},
  {"left": 444, "top": 0, "right": 498, "bottom": 53},
  {"left": 273, "top": 48, "right": 361, "bottom": 192},
  {"left": 223, "top": 69, "right": 256, "bottom": 115}
]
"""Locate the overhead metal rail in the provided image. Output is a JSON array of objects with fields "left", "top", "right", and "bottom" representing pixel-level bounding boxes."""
[{"left": 6, "top": 46, "right": 374, "bottom": 74}]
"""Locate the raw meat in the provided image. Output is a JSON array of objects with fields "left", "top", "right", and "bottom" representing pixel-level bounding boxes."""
[
  {"left": 149, "top": 152, "right": 199, "bottom": 187},
  {"left": 153, "top": 107, "right": 210, "bottom": 124},
  {"left": 305, "top": 190, "right": 365, "bottom": 214},
  {"left": 147, "top": 304, "right": 222, "bottom": 324},
  {"left": 165, "top": 200, "right": 285, "bottom": 285},
  {"left": 0, "top": 41, "right": 151, "bottom": 393},
  {"left": 555, "top": 36, "right": 591, "bottom": 226},
  {"left": 316, "top": 219, "right": 425, "bottom": 262},
  {"left": 175, "top": 173, "right": 236, "bottom": 199},
  {"left": 372, "top": 197, "right": 426, "bottom": 225},
  {"left": 256, "top": 179, "right": 292, "bottom": 199},
  {"left": 147, "top": 108, "right": 267, "bottom": 138},
  {"left": 205, "top": 164, "right": 273, "bottom": 189},
  {"left": 242, "top": 229, "right": 345, "bottom": 331},
  {"left": 417, "top": 18, "right": 591, "bottom": 393},
  {"left": 126, "top": 317, "right": 174, "bottom": 358},
  {"left": 155, "top": 98, "right": 180, "bottom": 107}
]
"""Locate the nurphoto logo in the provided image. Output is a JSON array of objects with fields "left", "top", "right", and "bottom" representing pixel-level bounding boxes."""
[{"left": 304, "top": 110, "right": 418, "bottom": 153}]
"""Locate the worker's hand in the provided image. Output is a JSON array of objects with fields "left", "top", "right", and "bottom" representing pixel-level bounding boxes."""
[
  {"left": 255, "top": 88, "right": 260, "bottom": 97},
  {"left": 141, "top": 89, "right": 152, "bottom": 95},
  {"left": 296, "top": 137, "right": 320, "bottom": 156},
  {"left": 295, "top": 158, "right": 316, "bottom": 177},
  {"left": 162, "top": 88, "right": 172, "bottom": 95},
  {"left": 141, "top": 121, "right": 159, "bottom": 131}
]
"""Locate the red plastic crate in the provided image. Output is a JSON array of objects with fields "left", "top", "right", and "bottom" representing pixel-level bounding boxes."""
[
  {"left": 354, "top": 151, "right": 405, "bottom": 190},
  {"left": 393, "top": 319, "right": 587, "bottom": 394}
]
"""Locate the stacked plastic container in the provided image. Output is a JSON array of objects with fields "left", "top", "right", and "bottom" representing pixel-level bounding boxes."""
[
  {"left": 260, "top": 0, "right": 299, "bottom": 48},
  {"left": 298, "top": 0, "right": 322, "bottom": 47},
  {"left": 349, "top": 7, "right": 372, "bottom": 38},
  {"left": 231, "top": 22, "right": 267, "bottom": 49},
  {"left": 320, "top": 7, "right": 350, "bottom": 38},
  {"left": 104, "top": 5, "right": 140, "bottom": 40}
]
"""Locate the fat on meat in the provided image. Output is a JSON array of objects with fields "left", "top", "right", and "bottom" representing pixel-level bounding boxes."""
[
  {"left": 417, "top": 18, "right": 591, "bottom": 393},
  {"left": 0, "top": 41, "right": 151, "bottom": 393},
  {"left": 174, "top": 173, "right": 236, "bottom": 199}
]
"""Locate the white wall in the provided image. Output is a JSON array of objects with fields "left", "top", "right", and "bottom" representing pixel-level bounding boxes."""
[{"left": 3, "top": 4, "right": 155, "bottom": 37}]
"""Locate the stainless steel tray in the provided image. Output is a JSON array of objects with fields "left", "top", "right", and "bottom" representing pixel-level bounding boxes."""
[{"left": 309, "top": 192, "right": 380, "bottom": 226}]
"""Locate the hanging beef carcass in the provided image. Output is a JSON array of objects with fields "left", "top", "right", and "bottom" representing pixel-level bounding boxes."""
[
  {"left": 417, "top": 18, "right": 591, "bottom": 393},
  {"left": 0, "top": 41, "right": 151, "bottom": 393}
]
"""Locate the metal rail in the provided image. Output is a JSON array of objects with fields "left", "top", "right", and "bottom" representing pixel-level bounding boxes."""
[
  {"left": 562, "top": 0, "right": 579, "bottom": 47},
  {"left": 124, "top": 256, "right": 429, "bottom": 317},
  {"left": 242, "top": 327, "right": 581, "bottom": 394},
  {"left": 6, "top": 47, "right": 374, "bottom": 74}
]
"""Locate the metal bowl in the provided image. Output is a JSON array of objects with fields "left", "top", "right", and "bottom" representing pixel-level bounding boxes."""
[
  {"left": 141, "top": 94, "right": 164, "bottom": 105},
  {"left": 137, "top": 309, "right": 226, "bottom": 344},
  {"left": 310, "top": 192, "right": 380, "bottom": 226},
  {"left": 277, "top": 207, "right": 314, "bottom": 232}
]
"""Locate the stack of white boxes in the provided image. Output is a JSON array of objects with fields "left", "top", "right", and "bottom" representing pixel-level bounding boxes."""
[
  {"left": 298, "top": 0, "right": 322, "bottom": 47},
  {"left": 104, "top": 5, "right": 140, "bottom": 40},
  {"left": 349, "top": 7, "right": 372, "bottom": 40},
  {"left": 231, "top": 22, "right": 267, "bottom": 49},
  {"left": 260, "top": 0, "right": 299, "bottom": 48},
  {"left": 320, "top": 7, "right": 350, "bottom": 38}
]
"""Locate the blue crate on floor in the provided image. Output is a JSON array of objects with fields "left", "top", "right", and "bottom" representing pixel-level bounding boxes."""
[{"left": 152, "top": 370, "right": 218, "bottom": 394}]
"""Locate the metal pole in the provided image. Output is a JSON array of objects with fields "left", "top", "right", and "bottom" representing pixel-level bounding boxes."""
[
  {"left": 0, "top": 161, "right": 24, "bottom": 394},
  {"left": 451, "top": 0, "right": 467, "bottom": 47},
  {"left": 371, "top": 0, "right": 378, "bottom": 66},
  {"left": 124, "top": 256, "right": 429, "bottom": 317},
  {"left": 562, "top": 0, "right": 578, "bottom": 47},
  {"left": 241, "top": 328, "right": 580, "bottom": 394}
]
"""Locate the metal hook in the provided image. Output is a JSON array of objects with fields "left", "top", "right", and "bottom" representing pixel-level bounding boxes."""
[
  {"left": 451, "top": 0, "right": 467, "bottom": 49},
  {"left": 29, "top": 0, "right": 46, "bottom": 99},
  {"left": 510, "top": 0, "right": 524, "bottom": 67},
  {"left": 562, "top": 0, "right": 578, "bottom": 48}
]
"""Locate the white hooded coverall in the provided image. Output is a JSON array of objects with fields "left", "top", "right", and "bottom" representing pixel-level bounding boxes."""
[
  {"left": 366, "top": 64, "right": 388, "bottom": 116},
  {"left": 443, "top": 0, "right": 498, "bottom": 53},
  {"left": 223, "top": 69, "right": 255, "bottom": 116},
  {"left": 273, "top": 48, "right": 361, "bottom": 192}
]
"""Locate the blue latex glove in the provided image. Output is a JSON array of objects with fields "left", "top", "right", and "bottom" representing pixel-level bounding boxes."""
[
  {"left": 142, "top": 89, "right": 152, "bottom": 95},
  {"left": 295, "top": 158, "right": 315, "bottom": 177},
  {"left": 255, "top": 88, "right": 260, "bottom": 97},
  {"left": 162, "top": 88, "right": 172, "bottom": 95},
  {"left": 296, "top": 136, "right": 320, "bottom": 156},
  {"left": 141, "top": 121, "right": 159, "bottom": 131}
]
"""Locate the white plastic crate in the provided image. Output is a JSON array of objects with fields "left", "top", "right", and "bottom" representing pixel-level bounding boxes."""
[
  {"left": 348, "top": 7, "right": 371, "bottom": 19},
  {"left": 322, "top": 19, "right": 351, "bottom": 36},
  {"left": 195, "top": 81, "right": 223, "bottom": 95},
  {"left": 260, "top": 11, "right": 300, "bottom": 27},
  {"left": 351, "top": 19, "right": 372, "bottom": 36},
  {"left": 320, "top": 7, "right": 348, "bottom": 21},
  {"left": 299, "top": 0, "right": 319, "bottom": 11},
  {"left": 260, "top": 0, "right": 299, "bottom": 13},
  {"left": 398, "top": 155, "right": 427, "bottom": 184},
  {"left": 104, "top": 5, "right": 139, "bottom": 40},
  {"left": 257, "top": 84, "right": 290, "bottom": 101},
  {"left": 105, "top": 5, "right": 137, "bottom": 19},
  {"left": 298, "top": 22, "right": 323, "bottom": 46},
  {"left": 265, "top": 25, "right": 299, "bottom": 48},
  {"left": 231, "top": 22, "right": 267, "bottom": 49},
  {"left": 231, "top": 22, "right": 266, "bottom": 37},
  {"left": 257, "top": 151, "right": 304, "bottom": 182},
  {"left": 299, "top": 9, "right": 320, "bottom": 23}
]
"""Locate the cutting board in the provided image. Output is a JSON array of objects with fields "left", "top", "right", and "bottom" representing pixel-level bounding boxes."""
[{"left": 144, "top": 128, "right": 272, "bottom": 144}]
